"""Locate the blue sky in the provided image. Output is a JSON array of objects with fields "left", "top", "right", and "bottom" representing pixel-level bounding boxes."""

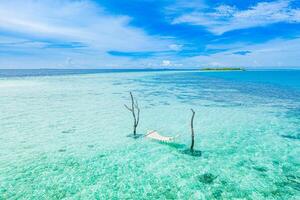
[{"left": 0, "top": 0, "right": 300, "bottom": 69}]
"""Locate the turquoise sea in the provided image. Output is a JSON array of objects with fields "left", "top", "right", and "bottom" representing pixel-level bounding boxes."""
[{"left": 0, "top": 69, "right": 299, "bottom": 199}]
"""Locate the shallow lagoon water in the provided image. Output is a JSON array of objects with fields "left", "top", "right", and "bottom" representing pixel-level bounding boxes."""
[{"left": 0, "top": 70, "right": 299, "bottom": 199}]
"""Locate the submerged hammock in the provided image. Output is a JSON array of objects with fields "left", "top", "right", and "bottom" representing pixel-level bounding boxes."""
[{"left": 145, "top": 130, "right": 179, "bottom": 142}]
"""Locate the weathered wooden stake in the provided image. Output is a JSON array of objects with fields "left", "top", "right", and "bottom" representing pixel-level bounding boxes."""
[
  {"left": 190, "top": 109, "right": 195, "bottom": 151},
  {"left": 124, "top": 92, "right": 140, "bottom": 135}
]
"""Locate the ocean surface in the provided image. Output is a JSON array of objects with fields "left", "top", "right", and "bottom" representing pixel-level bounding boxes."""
[{"left": 0, "top": 69, "right": 299, "bottom": 199}]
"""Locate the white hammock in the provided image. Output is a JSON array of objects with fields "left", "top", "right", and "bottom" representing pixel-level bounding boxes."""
[{"left": 145, "top": 130, "right": 178, "bottom": 142}]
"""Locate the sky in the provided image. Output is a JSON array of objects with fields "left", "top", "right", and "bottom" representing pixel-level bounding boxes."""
[{"left": 0, "top": 0, "right": 300, "bottom": 69}]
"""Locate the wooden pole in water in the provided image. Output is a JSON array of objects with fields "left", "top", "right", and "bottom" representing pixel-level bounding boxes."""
[
  {"left": 124, "top": 92, "right": 140, "bottom": 136},
  {"left": 190, "top": 109, "right": 195, "bottom": 151}
]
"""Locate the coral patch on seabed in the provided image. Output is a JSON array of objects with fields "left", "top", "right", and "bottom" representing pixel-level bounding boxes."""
[
  {"left": 198, "top": 173, "right": 217, "bottom": 184},
  {"left": 61, "top": 128, "right": 76, "bottom": 134}
]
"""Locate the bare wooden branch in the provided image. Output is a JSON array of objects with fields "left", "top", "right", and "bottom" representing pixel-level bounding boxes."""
[
  {"left": 124, "top": 104, "right": 132, "bottom": 111},
  {"left": 190, "top": 109, "right": 195, "bottom": 151},
  {"left": 125, "top": 92, "right": 140, "bottom": 135},
  {"left": 136, "top": 107, "right": 140, "bottom": 126}
]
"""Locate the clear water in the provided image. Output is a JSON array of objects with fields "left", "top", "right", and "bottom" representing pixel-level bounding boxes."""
[{"left": 0, "top": 70, "right": 299, "bottom": 199}]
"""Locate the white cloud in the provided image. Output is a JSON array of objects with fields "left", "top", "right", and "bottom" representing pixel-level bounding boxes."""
[
  {"left": 207, "top": 61, "right": 224, "bottom": 67},
  {"left": 166, "top": 0, "right": 206, "bottom": 13},
  {"left": 184, "top": 37, "right": 300, "bottom": 68},
  {"left": 172, "top": 0, "right": 300, "bottom": 35},
  {"left": 158, "top": 60, "right": 184, "bottom": 68},
  {"left": 0, "top": 0, "right": 175, "bottom": 68},
  {"left": 162, "top": 60, "right": 171, "bottom": 66},
  {"left": 168, "top": 44, "right": 183, "bottom": 51}
]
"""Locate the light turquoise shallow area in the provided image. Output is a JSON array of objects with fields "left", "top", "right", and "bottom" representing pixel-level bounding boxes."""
[{"left": 0, "top": 71, "right": 299, "bottom": 199}]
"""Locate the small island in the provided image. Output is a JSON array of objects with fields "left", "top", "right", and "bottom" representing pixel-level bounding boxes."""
[{"left": 200, "top": 67, "right": 245, "bottom": 71}]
